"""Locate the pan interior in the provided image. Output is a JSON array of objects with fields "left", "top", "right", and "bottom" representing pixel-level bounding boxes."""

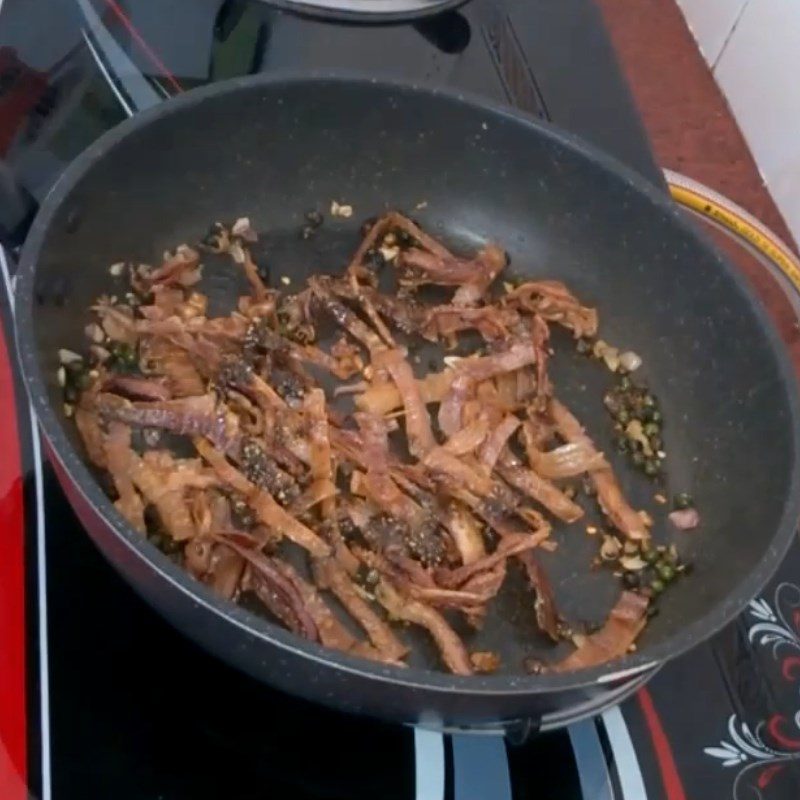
[{"left": 23, "top": 78, "right": 799, "bottom": 677}]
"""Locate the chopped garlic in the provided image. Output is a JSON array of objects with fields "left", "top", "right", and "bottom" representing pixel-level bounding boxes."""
[
  {"left": 620, "top": 555, "right": 647, "bottom": 571},
  {"left": 58, "top": 348, "right": 83, "bottom": 365},
  {"left": 619, "top": 350, "right": 642, "bottom": 372},
  {"left": 232, "top": 217, "right": 250, "bottom": 236},
  {"left": 600, "top": 534, "right": 621, "bottom": 560},
  {"left": 602, "top": 346, "right": 620, "bottom": 372},
  {"left": 108, "top": 261, "right": 125, "bottom": 277},
  {"left": 229, "top": 242, "right": 246, "bottom": 264},
  {"left": 625, "top": 419, "right": 653, "bottom": 456},
  {"left": 592, "top": 339, "right": 621, "bottom": 372},
  {"left": 379, "top": 245, "right": 400, "bottom": 263},
  {"left": 330, "top": 200, "right": 353, "bottom": 218}
]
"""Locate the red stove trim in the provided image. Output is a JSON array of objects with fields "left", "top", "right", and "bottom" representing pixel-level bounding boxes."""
[
  {"left": 102, "top": 0, "right": 183, "bottom": 93},
  {"left": 0, "top": 311, "right": 27, "bottom": 799},
  {"left": 637, "top": 686, "right": 687, "bottom": 800}
]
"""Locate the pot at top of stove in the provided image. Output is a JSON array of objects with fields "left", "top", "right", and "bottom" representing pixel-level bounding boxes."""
[{"left": 254, "top": 0, "right": 467, "bottom": 24}]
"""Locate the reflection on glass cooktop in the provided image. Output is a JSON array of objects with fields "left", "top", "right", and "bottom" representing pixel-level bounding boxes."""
[{"left": 0, "top": 0, "right": 660, "bottom": 241}]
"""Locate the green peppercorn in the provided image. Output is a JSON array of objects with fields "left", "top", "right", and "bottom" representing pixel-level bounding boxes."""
[
  {"left": 616, "top": 408, "right": 630, "bottom": 425},
  {"left": 109, "top": 341, "right": 137, "bottom": 371},
  {"left": 650, "top": 409, "right": 663, "bottom": 424},
  {"left": 657, "top": 563, "right": 676, "bottom": 582},
  {"left": 632, "top": 451, "right": 645, "bottom": 467},
  {"left": 613, "top": 422, "right": 624, "bottom": 434},
  {"left": 643, "top": 421, "right": 660, "bottom": 437},
  {"left": 650, "top": 578, "right": 665, "bottom": 594},
  {"left": 674, "top": 492, "right": 694, "bottom": 509},
  {"left": 616, "top": 436, "right": 629, "bottom": 453},
  {"left": 644, "top": 459, "right": 660, "bottom": 476},
  {"left": 644, "top": 548, "right": 660, "bottom": 565},
  {"left": 619, "top": 376, "right": 631, "bottom": 391},
  {"left": 643, "top": 393, "right": 656, "bottom": 408}
]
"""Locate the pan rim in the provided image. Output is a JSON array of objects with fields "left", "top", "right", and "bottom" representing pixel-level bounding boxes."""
[
  {"left": 252, "top": 0, "right": 467, "bottom": 24},
  {"left": 14, "top": 71, "right": 800, "bottom": 699}
]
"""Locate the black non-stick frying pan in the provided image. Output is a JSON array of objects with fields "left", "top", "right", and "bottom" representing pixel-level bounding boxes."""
[{"left": 13, "top": 74, "right": 800, "bottom": 728}]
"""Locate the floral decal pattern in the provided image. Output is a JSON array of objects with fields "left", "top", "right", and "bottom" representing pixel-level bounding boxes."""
[{"left": 704, "top": 584, "right": 800, "bottom": 798}]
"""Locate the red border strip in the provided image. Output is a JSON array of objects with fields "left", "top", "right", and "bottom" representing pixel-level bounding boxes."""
[
  {"left": 636, "top": 687, "right": 686, "bottom": 800},
  {"left": 102, "top": 0, "right": 184, "bottom": 93},
  {"left": 0, "top": 316, "right": 27, "bottom": 798}
]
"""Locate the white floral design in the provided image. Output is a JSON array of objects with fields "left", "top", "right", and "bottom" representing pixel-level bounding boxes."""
[
  {"left": 704, "top": 716, "right": 782, "bottom": 767},
  {"left": 703, "top": 583, "right": 800, "bottom": 798},
  {"left": 748, "top": 598, "right": 777, "bottom": 623},
  {"left": 747, "top": 584, "right": 800, "bottom": 658}
]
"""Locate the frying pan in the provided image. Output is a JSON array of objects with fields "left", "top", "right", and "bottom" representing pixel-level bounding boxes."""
[{"left": 13, "top": 74, "right": 800, "bottom": 729}]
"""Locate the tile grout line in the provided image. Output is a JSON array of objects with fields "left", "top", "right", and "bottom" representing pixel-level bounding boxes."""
[{"left": 712, "top": 0, "right": 751, "bottom": 72}]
